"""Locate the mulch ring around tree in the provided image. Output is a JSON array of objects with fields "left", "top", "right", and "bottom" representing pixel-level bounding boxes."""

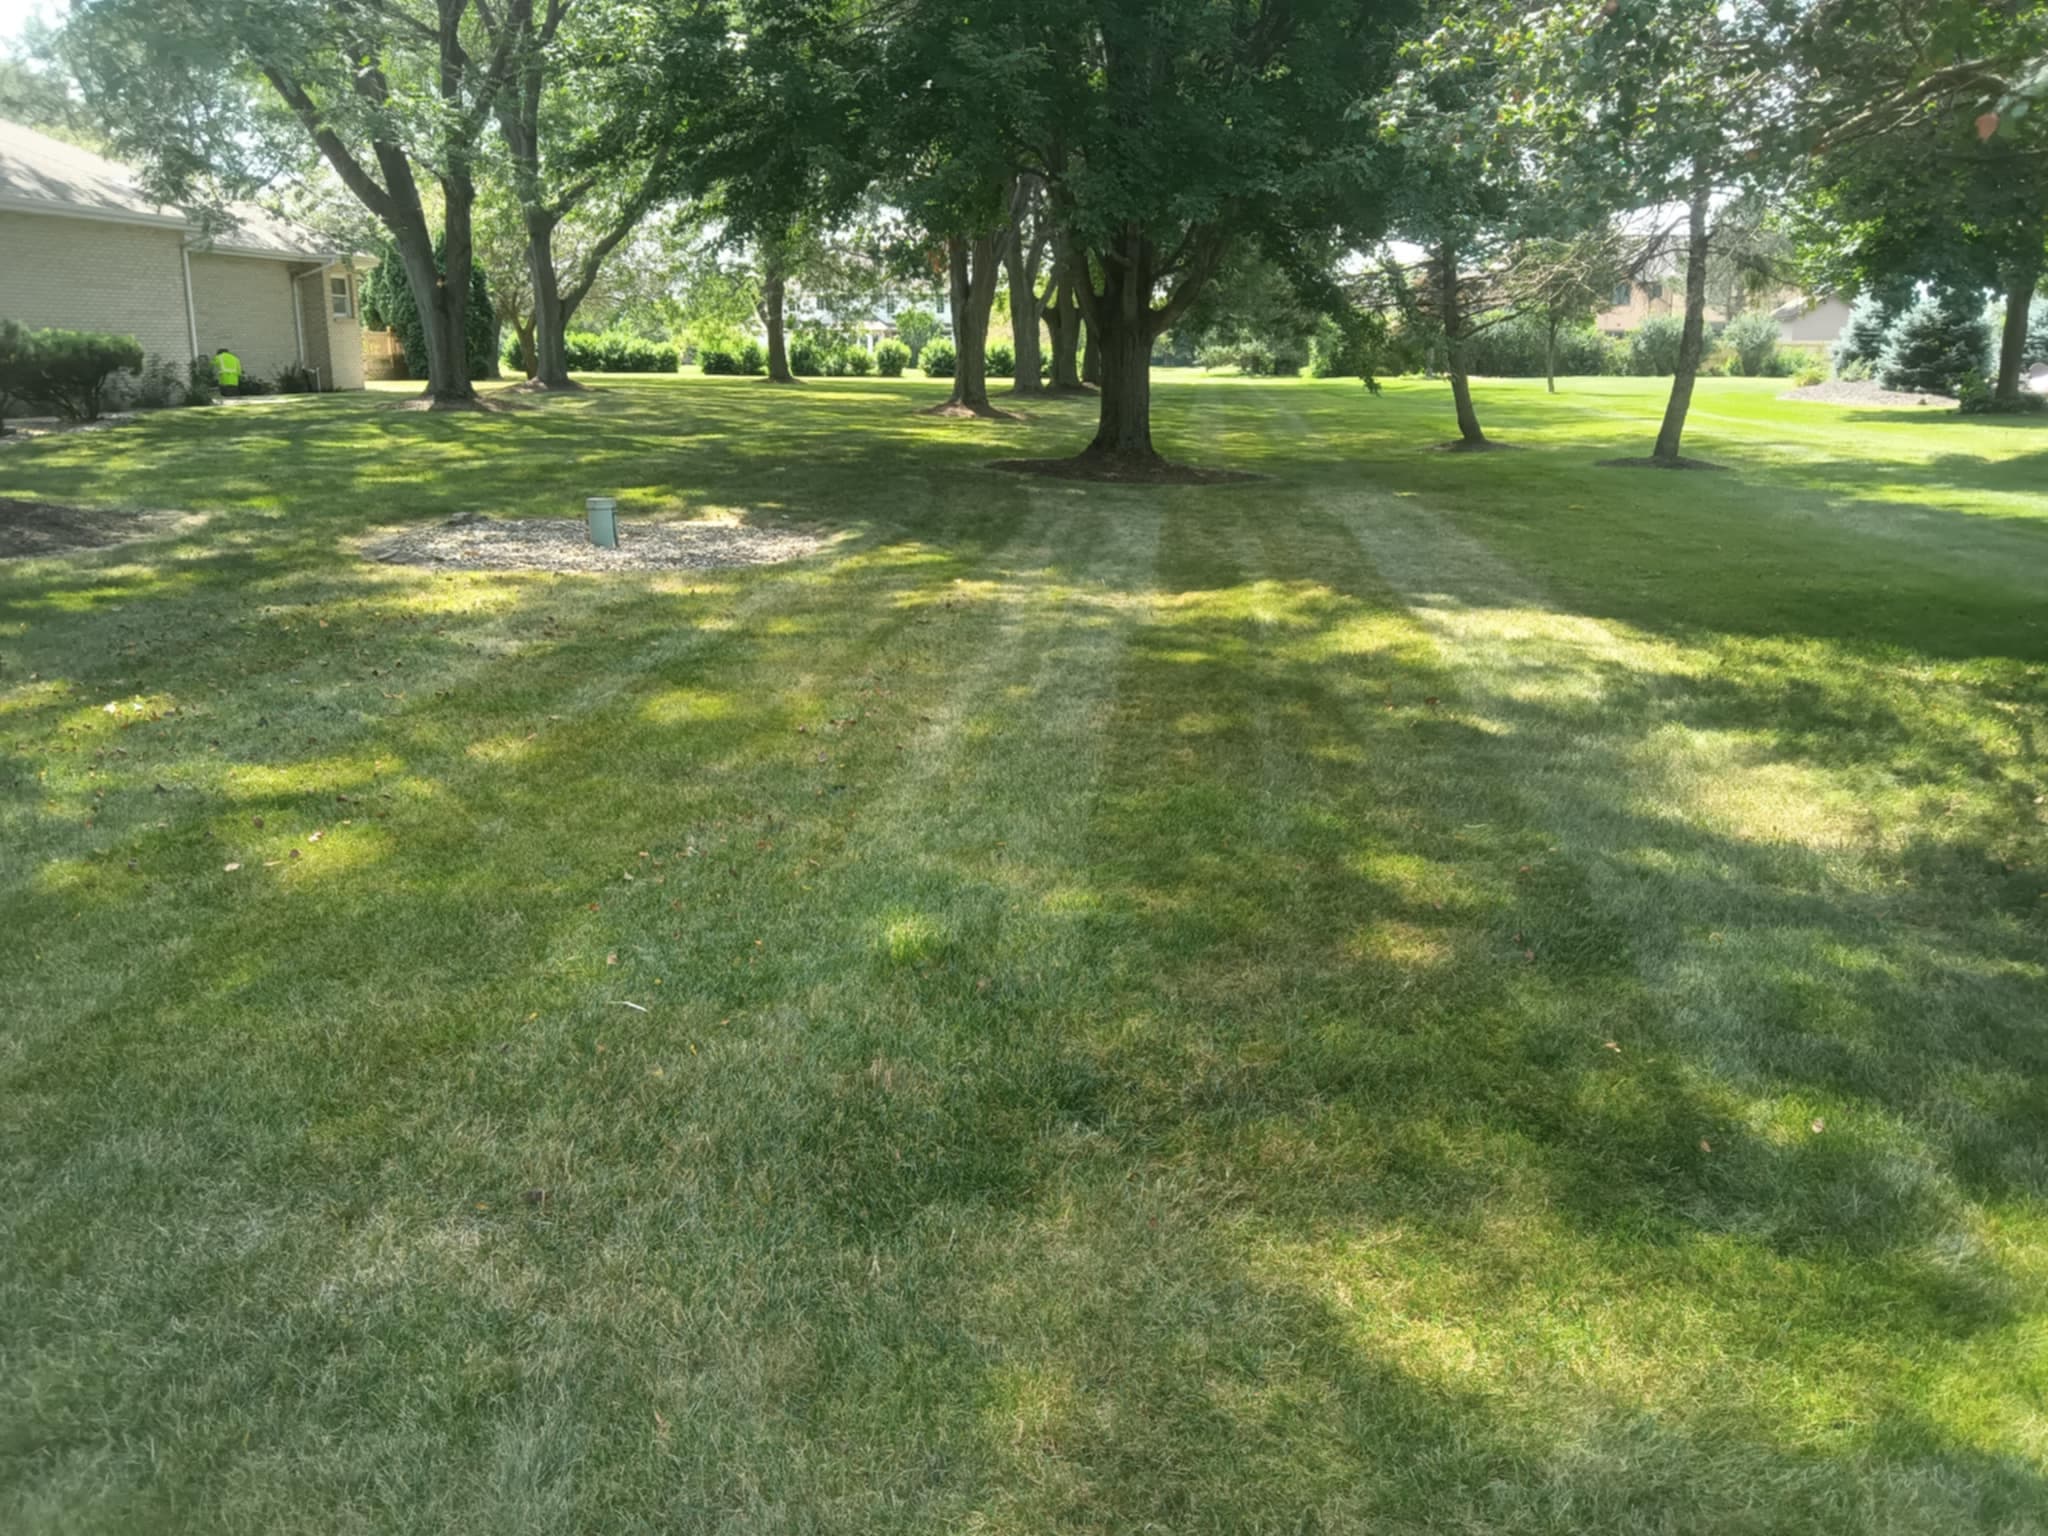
[
  {"left": 0, "top": 497, "right": 203, "bottom": 559},
  {"left": 362, "top": 512, "right": 829, "bottom": 574},
  {"left": 989, "top": 456, "right": 1264, "bottom": 486}
]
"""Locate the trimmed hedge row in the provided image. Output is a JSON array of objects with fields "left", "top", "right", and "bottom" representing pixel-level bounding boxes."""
[{"left": 564, "top": 331, "right": 679, "bottom": 373}]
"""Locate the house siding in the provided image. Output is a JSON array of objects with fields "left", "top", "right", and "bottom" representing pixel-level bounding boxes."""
[
  {"left": 0, "top": 208, "right": 193, "bottom": 364},
  {"left": 188, "top": 251, "right": 302, "bottom": 380}
]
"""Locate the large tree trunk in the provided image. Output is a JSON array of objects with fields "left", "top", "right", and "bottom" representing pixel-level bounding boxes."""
[
  {"left": 760, "top": 269, "right": 793, "bottom": 383},
  {"left": 392, "top": 226, "right": 469, "bottom": 404},
  {"left": 526, "top": 211, "right": 575, "bottom": 389},
  {"left": 429, "top": 172, "right": 481, "bottom": 403},
  {"left": 1437, "top": 241, "right": 1486, "bottom": 446},
  {"left": 1995, "top": 264, "right": 2039, "bottom": 407},
  {"left": 940, "top": 231, "right": 1003, "bottom": 415},
  {"left": 1048, "top": 265, "right": 1084, "bottom": 390},
  {"left": 1652, "top": 178, "right": 1713, "bottom": 464},
  {"left": 1087, "top": 301, "right": 1156, "bottom": 463},
  {"left": 1081, "top": 322, "right": 1101, "bottom": 385},
  {"left": 513, "top": 317, "right": 537, "bottom": 378},
  {"left": 1545, "top": 317, "right": 1559, "bottom": 394},
  {"left": 1073, "top": 231, "right": 1164, "bottom": 468}
]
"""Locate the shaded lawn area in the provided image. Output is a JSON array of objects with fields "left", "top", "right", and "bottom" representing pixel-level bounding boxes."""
[{"left": 1, "top": 373, "right": 2044, "bottom": 1533}]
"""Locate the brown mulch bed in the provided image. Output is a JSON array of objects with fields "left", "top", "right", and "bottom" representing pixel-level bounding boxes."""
[
  {"left": 1777, "top": 379, "right": 1959, "bottom": 409},
  {"left": 0, "top": 497, "right": 200, "bottom": 559},
  {"left": 362, "top": 513, "right": 828, "bottom": 574},
  {"left": 990, "top": 455, "right": 1263, "bottom": 486}
]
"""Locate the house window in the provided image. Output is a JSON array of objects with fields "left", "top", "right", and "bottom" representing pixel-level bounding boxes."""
[
  {"left": 329, "top": 276, "right": 353, "bottom": 319},
  {"left": 1644, "top": 281, "right": 1663, "bottom": 302},
  {"left": 1611, "top": 282, "right": 1632, "bottom": 306}
]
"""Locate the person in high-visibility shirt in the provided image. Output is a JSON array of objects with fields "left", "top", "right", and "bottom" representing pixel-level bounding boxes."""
[{"left": 213, "top": 347, "right": 241, "bottom": 394}]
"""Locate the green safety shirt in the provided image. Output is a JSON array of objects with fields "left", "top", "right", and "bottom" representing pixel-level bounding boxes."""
[{"left": 216, "top": 352, "right": 241, "bottom": 387}]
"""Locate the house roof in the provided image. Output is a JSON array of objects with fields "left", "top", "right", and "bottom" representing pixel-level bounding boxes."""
[{"left": 0, "top": 118, "right": 354, "bottom": 263}]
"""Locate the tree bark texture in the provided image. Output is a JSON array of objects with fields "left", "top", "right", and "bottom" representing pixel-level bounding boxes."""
[{"left": 1652, "top": 178, "right": 1714, "bottom": 464}]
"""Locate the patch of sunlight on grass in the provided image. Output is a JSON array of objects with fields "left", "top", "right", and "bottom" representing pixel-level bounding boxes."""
[
  {"left": 225, "top": 755, "right": 390, "bottom": 799},
  {"left": 1346, "top": 919, "right": 1454, "bottom": 969},
  {"left": 1651, "top": 730, "right": 1871, "bottom": 852},
  {"left": 641, "top": 688, "right": 736, "bottom": 726},
  {"left": 1173, "top": 710, "right": 1229, "bottom": 736},
  {"left": 878, "top": 909, "right": 948, "bottom": 966},
  {"left": 1039, "top": 885, "right": 1101, "bottom": 914}
]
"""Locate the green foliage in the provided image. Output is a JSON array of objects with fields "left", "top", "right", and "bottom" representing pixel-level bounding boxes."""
[
  {"left": 1457, "top": 316, "right": 1616, "bottom": 378},
  {"left": 788, "top": 335, "right": 826, "bottom": 377},
  {"left": 1832, "top": 292, "right": 1900, "bottom": 373},
  {"left": 1723, "top": 311, "right": 1783, "bottom": 376},
  {"left": 919, "top": 337, "right": 956, "bottom": 378},
  {"left": 843, "top": 348, "right": 874, "bottom": 376},
  {"left": 699, "top": 346, "right": 742, "bottom": 375},
  {"left": 0, "top": 318, "right": 31, "bottom": 425},
  {"left": 562, "top": 332, "right": 679, "bottom": 373},
  {"left": 737, "top": 339, "right": 765, "bottom": 376},
  {"left": 985, "top": 341, "right": 1015, "bottom": 377},
  {"left": 1629, "top": 316, "right": 1687, "bottom": 376},
  {"left": 1792, "top": 359, "right": 1827, "bottom": 387},
  {"left": 1877, "top": 295, "right": 1991, "bottom": 394},
  {"left": 1986, "top": 293, "right": 2048, "bottom": 369},
  {"left": 361, "top": 239, "right": 497, "bottom": 381},
  {"left": 111, "top": 354, "right": 214, "bottom": 411},
  {"left": 874, "top": 339, "right": 912, "bottom": 377},
  {"left": 21, "top": 327, "right": 145, "bottom": 420},
  {"left": 1955, "top": 373, "right": 2045, "bottom": 413},
  {"left": 893, "top": 307, "right": 941, "bottom": 362}
]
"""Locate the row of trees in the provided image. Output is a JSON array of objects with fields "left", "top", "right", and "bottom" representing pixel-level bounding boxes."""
[{"left": 48, "top": 0, "right": 2048, "bottom": 471}]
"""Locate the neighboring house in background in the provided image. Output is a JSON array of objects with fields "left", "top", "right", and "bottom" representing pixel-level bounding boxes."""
[
  {"left": 0, "top": 119, "right": 371, "bottom": 390},
  {"left": 1592, "top": 277, "right": 1724, "bottom": 335},
  {"left": 1593, "top": 276, "right": 1850, "bottom": 350},
  {"left": 1770, "top": 294, "right": 1852, "bottom": 348}
]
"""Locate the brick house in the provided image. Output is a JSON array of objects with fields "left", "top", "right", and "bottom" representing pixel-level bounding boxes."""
[{"left": 0, "top": 119, "right": 371, "bottom": 390}]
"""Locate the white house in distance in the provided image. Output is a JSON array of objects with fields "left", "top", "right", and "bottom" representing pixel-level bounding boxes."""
[{"left": 0, "top": 119, "right": 371, "bottom": 389}]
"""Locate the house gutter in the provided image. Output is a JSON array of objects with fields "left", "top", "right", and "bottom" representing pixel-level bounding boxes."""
[{"left": 179, "top": 238, "right": 201, "bottom": 361}]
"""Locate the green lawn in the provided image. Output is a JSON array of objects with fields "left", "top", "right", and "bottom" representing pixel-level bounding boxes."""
[{"left": 2, "top": 372, "right": 2044, "bottom": 1533}]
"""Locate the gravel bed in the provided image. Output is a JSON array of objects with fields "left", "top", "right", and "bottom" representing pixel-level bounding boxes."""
[
  {"left": 1777, "top": 379, "right": 1958, "bottom": 409},
  {"left": 364, "top": 513, "right": 827, "bottom": 573}
]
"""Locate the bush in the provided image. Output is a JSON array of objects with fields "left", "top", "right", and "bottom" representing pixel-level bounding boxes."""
[
  {"left": 844, "top": 347, "right": 874, "bottom": 376},
  {"left": 698, "top": 346, "right": 739, "bottom": 375},
  {"left": 985, "top": 340, "right": 1015, "bottom": 376},
  {"left": 788, "top": 334, "right": 825, "bottom": 376},
  {"left": 1838, "top": 356, "right": 1873, "bottom": 382},
  {"left": 0, "top": 319, "right": 33, "bottom": 425},
  {"left": 1832, "top": 291, "right": 1898, "bottom": 374},
  {"left": 1792, "top": 360, "right": 1826, "bottom": 387},
  {"left": 1876, "top": 295, "right": 1991, "bottom": 395},
  {"left": 1453, "top": 314, "right": 1615, "bottom": 378},
  {"left": 874, "top": 338, "right": 911, "bottom": 377},
  {"left": 24, "top": 328, "right": 145, "bottom": 420},
  {"left": 1723, "top": 311, "right": 1781, "bottom": 376},
  {"left": 737, "top": 339, "right": 765, "bottom": 376},
  {"left": 920, "top": 336, "right": 957, "bottom": 377},
  {"left": 1956, "top": 373, "right": 2048, "bottom": 413},
  {"left": 1628, "top": 315, "right": 1686, "bottom": 376},
  {"left": 563, "top": 330, "right": 678, "bottom": 373}
]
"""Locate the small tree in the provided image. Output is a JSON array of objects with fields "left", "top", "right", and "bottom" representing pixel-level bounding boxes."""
[
  {"left": 1723, "top": 311, "right": 1781, "bottom": 375},
  {"left": 1877, "top": 294, "right": 1992, "bottom": 394},
  {"left": 892, "top": 307, "right": 941, "bottom": 364},
  {"left": 1832, "top": 291, "right": 1902, "bottom": 373}
]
